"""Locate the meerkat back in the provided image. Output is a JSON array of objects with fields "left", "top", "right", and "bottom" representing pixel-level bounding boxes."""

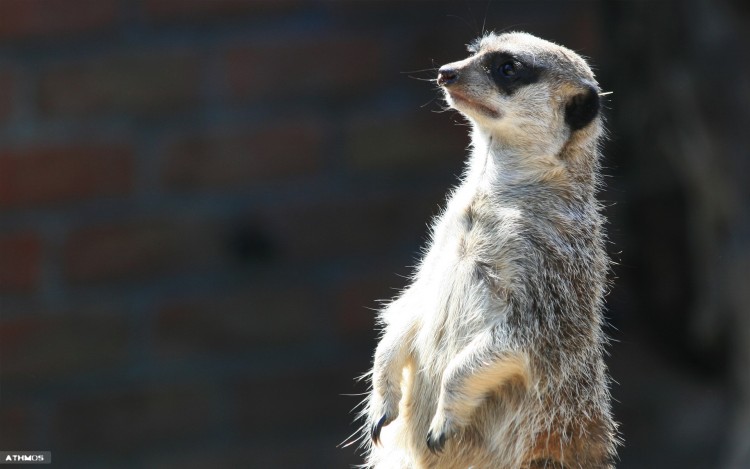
[{"left": 358, "top": 31, "right": 618, "bottom": 469}]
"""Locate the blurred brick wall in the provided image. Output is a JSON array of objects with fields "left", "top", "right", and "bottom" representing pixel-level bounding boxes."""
[{"left": 0, "top": 1, "right": 608, "bottom": 467}]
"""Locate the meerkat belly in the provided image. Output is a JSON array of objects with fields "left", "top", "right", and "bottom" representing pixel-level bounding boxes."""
[
  {"left": 400, "top": 204, "right": 518, "bottom": 457},
  {"left": 411, "top": 195, "right": 519, "bottom": 358},
  {"left": 414, "top": 212, "right": 500, "bottom": 362}
]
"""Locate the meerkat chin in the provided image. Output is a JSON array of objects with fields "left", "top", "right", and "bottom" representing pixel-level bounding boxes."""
[{"left": 358, "top": 31, "right": 619, "bottom": 469}]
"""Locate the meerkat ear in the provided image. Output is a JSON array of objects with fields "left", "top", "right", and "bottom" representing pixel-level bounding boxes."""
[{"left": 565, "top": 84, "right": 600, "bottom": 131}]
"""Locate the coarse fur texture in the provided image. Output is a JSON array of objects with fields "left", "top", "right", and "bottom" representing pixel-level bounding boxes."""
[{"left": 356, "top": 32, "right": 619, "bottom": 468}]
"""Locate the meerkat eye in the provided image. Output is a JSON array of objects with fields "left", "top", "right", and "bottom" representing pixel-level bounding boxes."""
[
  {"left": 500, "top": 61, "right": 516, "bottom": 76},
  {"left": 488, "top": 55, "right": 539, "bottom": 94}
]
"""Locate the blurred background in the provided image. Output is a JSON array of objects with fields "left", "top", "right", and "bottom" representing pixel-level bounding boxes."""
[{"left": 0, "top": 0, "right": 748, "bottom": 467}]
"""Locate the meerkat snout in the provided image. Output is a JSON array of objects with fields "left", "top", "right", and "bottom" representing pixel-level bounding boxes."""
[{"left": 436, "top": 66, "right": 459, "bottom": 86}]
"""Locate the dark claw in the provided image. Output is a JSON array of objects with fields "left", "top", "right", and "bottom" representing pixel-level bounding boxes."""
[
  {"left": 371, "top": 414, "right": 388, "bottom": 445},
  {"left": 426, "top": 429, "right": 446, "bottom": 454}
]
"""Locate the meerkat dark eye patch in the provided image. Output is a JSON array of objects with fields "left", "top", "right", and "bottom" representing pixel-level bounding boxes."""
[
  {"left": 565, "top": 84, "right": 600, "bottom": 131},
  {"left": 485, "top": 52, "right": 542, "bottom": 95}
]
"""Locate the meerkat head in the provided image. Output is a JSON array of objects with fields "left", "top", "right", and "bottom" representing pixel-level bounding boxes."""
[{"left": 438, "top": 32, "right": 601, "bottom": 161}]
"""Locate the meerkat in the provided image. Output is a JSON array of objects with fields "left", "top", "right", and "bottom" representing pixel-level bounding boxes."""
[{"left": 358, "top": 32, "right": 619, "bottom": 468}]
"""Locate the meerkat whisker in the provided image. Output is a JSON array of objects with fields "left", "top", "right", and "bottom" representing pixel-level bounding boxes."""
[{"left": 400, "top": 68, "right": 439, "bottom": 74}]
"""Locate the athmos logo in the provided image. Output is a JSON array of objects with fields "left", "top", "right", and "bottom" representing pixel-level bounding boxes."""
[
  {"left": 6, "top": 455, "right": 43, "bottom": 462},
  {"left": 0, "top": 452, "right": 51, "bottom": 464}
]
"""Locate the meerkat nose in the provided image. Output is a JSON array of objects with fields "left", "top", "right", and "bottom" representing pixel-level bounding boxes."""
[{"left": 437, "top": 67, "right": 459, "bottom": 86}]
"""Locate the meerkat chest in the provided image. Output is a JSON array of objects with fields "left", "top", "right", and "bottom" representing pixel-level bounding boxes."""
[
  {"left": 412, "top": 191, "right": 523, "bottom": 354},
  {"left": 427, "top": 188, "right": 523, "bottom": 274}
]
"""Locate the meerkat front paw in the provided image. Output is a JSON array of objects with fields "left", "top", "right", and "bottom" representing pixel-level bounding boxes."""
[
  {"left": 426, "top": 410, "right": 459, "bottom": 454},
  {"left": 369, "top": 392, "right": 400, "bottom": 445},
  {"left": 367, "top": 320, "right": 413, "bottom": 445}
]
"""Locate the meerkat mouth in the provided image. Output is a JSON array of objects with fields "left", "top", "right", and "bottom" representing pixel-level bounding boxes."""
[{"left": 447, "top": 91, "right": 500, "bottom": 119}]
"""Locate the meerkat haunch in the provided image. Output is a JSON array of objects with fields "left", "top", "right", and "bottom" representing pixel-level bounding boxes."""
[{"left": 359, "top": 32, "right": 618, "bottom": 468}]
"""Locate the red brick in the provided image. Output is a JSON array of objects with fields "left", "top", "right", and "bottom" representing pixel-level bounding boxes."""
[
  {"left": 335, "top": 271, "right": 408, "bottom": 339},
  {"left": 148, "top": 438, "right": 358, "bottom": 469},
  {"left": 156, "top": 285, "right": 321, "bottom": 357},
  {"left": 57, "top": 385, "right": 219, "bottom": 453},
  {"left": 0, "top": 143, "right": 133, "bottom": 209},
  {"left": 0, "top": 0, "right": 118, "bottom": 40},
  {"left": 0, "top": 313, "right": 128, "bottom": 387},
  {"left": 143, "top": 0, "right": 300, "bottom": 21},
  {"left": 234, "top": 367, "right": 362, "bottom": 438},
  {"left": 237, "top": 439, "right": 360, "bottom": 469},
  {"left": 569, "top": 8, "right": 604, "bottom": 57},
  {"left": 0, "top": 232, "right": 41, "bottom": 292},
  {"left": 63, "top": 220, "right": 223, "bottom": 284},
  {"left": 0, "top": 405, "right": 30, "bottom": 449},
  {"left": 227, "top": 34, "right": 384, "bottom": 99},
  {"left": 403, "top": 27, "right": 466, "bottom": 70},
  {"left": 38, "top": 51, "right": 202, "bottom": 117},
  {"left": 346, "top": 112, "right": 468, "bottom": 172},
  {"left": 0, "top": 70, "right": 15, "bottom": 122},
  {"left": 147, "top": 447, "right": 252, "bottom": 469},
  {"left": 263, "top": 189, "right": 444, "bottom": 262},
  {"left": 162, "top": 120, "right": 325, "bottom": 191}
]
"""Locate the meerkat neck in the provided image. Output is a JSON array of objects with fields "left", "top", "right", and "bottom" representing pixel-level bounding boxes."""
[
  {"left": 464, "top": 128, "right": 495, "bottom": 187},
  {"left": 465, "top": 126, "right": 597, "bottom": 201},
  {"left": 465, "top": 127, "right": 551, "bottom": 192}
]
